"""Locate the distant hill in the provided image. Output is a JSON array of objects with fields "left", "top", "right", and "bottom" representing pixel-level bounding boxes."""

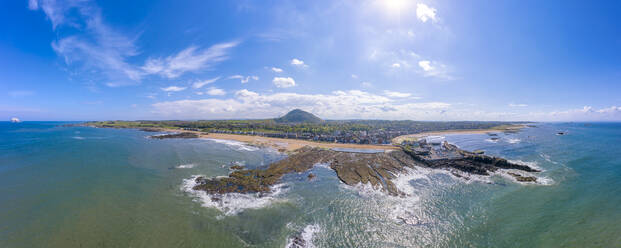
[{"left": 274, "top": 109, "right": 323, "bottom": 123}]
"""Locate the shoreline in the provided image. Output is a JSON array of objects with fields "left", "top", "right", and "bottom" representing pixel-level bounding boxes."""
[
  {"left": 88, "top": 123, "right": 527, "bottom": 152},
  {"left": 391, "top": 124, "right": 527, "bottom": 144},
  {"left": 155, "top": 128, "right": 400, "bottom": 152}
]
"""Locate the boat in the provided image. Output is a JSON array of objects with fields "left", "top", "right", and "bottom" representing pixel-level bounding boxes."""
[{"left": 10, "top": 117, "right": 21, "bottom": 123}]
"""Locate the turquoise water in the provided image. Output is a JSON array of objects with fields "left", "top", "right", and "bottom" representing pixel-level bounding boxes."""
[{"left": 1, "top": 122, "right": 620, "bottom": 247}]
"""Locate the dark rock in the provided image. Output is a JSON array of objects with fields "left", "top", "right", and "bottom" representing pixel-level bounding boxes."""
[
  {"left": 192, "top": 140, "right": 541, "bottom": 198},
  {"left": 230, "top": 165, "right": 245, "bottom": 170},
  {"left": 139, "top": 127, "right": 162, "bottom": 132},
  {"left": 307, "top": 173, "right": 316, "bottom": 180},
  {"left": 507, "top": 172, "right": 537, "bottom": 182},
  {"left": 150, "top": 132, "right": 199, "bottom": 139}
]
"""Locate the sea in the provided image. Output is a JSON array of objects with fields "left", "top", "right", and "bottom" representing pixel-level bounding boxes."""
[{"left": 1, "top": 122, "right": 620, "bottom": 247}]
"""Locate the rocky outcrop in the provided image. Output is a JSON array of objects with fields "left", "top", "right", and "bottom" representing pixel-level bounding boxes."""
[
  {"left": 192, "top": 147, "right": 419, "bottom": 196},
  {"left": 150, "top": 132, "right": 199, "bottom": 139},
  {"left": 192, "top": 141, "right": 541, "bottom": 198},
  {"left": 402, "top": 141, "right": 540, "bottom": 178},
  {"left": 507, "top": 172, "right": 537, "bottom": 182}
]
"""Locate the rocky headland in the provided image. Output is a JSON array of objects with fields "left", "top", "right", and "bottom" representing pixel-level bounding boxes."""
[{"left": 191, "top": 139, "right": 541, "bottom": 197}]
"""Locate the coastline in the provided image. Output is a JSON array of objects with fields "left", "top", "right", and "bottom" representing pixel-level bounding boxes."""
[
  {"left": 87, "top": 123, "right": 527, "bottom": 152},
  {"left": 391, "top": 124, "right": 527, "bottom": 144},
  {"left": 153, "top": 128, "right": 400, "bottom": 152}
]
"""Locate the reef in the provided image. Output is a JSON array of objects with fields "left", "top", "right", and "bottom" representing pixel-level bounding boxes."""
[
  {"left": 191, "top": 140, "right": 541, "bottom": 197},
  {"left": 149, "top": 132, "right": 199, "bottom": 139}
]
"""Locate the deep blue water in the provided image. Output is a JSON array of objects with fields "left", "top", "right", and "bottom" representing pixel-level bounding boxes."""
[{"left": 0, "top": 122, "right": 620, "bottom": 247}]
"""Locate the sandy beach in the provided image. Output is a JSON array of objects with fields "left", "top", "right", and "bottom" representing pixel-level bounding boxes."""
[{"left": 153, "top": 128, "right": 399, "bottom": 152}]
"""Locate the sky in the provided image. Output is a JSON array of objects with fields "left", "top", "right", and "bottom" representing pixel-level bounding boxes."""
[{"left": 1, "top": 0, "right": 620, "bottom": 121}]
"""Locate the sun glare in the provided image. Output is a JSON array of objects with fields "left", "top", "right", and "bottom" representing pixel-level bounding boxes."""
[{"left": 381, "top": 0, "right": 410, "bottom": 15}]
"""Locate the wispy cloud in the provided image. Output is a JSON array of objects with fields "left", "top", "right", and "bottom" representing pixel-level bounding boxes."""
[
  {"left": 509, "top": 103, "right": 528, "bottom": 107},
  {"left": 271, "top": 67, "right": 283, "bottom": 73},
  {"left": 192, "top": 77, "right": 220, "bottom": 89},
  {"left": 31, "top": 0, "right": 144, "bottom": 87},
  {"left": 383, "top": 90, "right": 414, "bottom": 98},
  {"left": 229, "top": 75, "right": 259, "bottom": 83},
  {"left": 143, "top": 42, "right": 238, "bottom": 79},
  {"left": 30, "top": 0, "right": 237, "bottom": 86},
  {"left": 161, "top": 86, "right": 186, "bottom": 92},
  {"left": 272, "top": 77, "right": 296, "bottom": 88},
  {"left": 206, "top": 87, "right": 226, "bottom": 96}
]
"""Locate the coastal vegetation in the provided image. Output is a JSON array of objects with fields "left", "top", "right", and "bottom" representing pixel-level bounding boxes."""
[{"left": 85, "top": 110, "right": 526, "bottom": 145}]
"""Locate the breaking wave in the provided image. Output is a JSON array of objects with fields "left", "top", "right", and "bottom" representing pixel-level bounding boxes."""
[
  {"left": 285, "top": 224, "right": 321, "bottom": 248},
  {"left": 202, "top": 138, "right": 259, "bottom": 151},
  {"left": 176, "top": 163, "right": 196, "bottom": 169},
  {"left": 181, "top": 175, "right": 287, "bottom": 216}
]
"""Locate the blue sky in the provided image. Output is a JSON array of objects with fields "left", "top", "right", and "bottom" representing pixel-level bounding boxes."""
[{"left": 1, "top": 0, "right": 620, "bottom": 121}]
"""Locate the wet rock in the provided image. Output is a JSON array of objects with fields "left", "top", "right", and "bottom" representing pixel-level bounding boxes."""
[
  {"left": 192, "top": 140, "right": 541, "bottom": 198},
  {"left": 150, "top": 132, "right": 199, "bottom": 139},
  {"left": 508, "top": 172, "right": 537, "bottom": 182},
  {"left": 307, "top": 173, "right": 315, "bottom": 180},
  {"left": 230, "top": 165, "right": 245, "bottom": 170},
  {"left": 139, "top": 127, "right": 161, "bottom": 132}
]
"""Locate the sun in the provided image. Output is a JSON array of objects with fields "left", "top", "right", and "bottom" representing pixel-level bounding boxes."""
[{"left": 382, "top": 0, "right": 410, "bottom": 14}]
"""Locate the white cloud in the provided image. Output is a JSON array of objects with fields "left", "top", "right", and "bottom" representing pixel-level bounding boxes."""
[
  {"left": 351, "top": 74, "right": 358, "bottom": 79},
  {"left": 31, "top": 0, "right": 144, "bottom": 87},
  {"left": 417, "top": 60, "right": 453, "bottom": 80},
  {"left": 391, "top": 63, "right": 401, "bottom": 68},
  {"left": 142, "top": 42, "right": 238, "bottom": 79},
  {"left": 509, "top": 103, "right": 528, "bottom": 107},
  {"left": 273, "top": 77, "right": 296, "bottom": 88},
  {"left": 206, "top": 87, "right": 226, "bottom": 96},
  {"left": 418, "top": 60, "right": 433, "bottom": 71},
  {"left": 271, "top": 67, "right": 283, "bottom": 73},
  {"left": 152, "top": 89, "right": 450, "bottom": 119},
  {"left": 229, "top": 75, "right": 259, "bottom": 83},
  {"left": 383, "top": 90, "right": 411, "bottom": 98},
  {"left": 416, "top": 3, "right": 437, "bottom": 23},
  {"left": 192, "top": 77, "right": 220, "bottom": 89},
  {"left": 291, "top": 58, "right": 308, "bottom": 68},
  {"left": 30, "top": 0, "right": 236, "bottom": 86},
  {"left": 161, "top": 86, "right": 186, "bottom": 92},
  {"left": 596, "top": 106, "right": 621, "bottom": 113}
]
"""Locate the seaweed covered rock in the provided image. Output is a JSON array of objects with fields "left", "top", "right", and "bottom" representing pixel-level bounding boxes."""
[{"left": 150, "top": 132, "right": 199, "bottom": 139}]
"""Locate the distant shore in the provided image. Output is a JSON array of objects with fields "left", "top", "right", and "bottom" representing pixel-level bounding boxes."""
[
  {"left": 391, "top": 124, "right": 527, "bottom": 144},
  {"left": 145, "top": 128, "right": 397, "bottom": 152},
  {"left": 85, "top": 123, "right": 527, "bottom": 152},
  {"left": 153, "top": 124, "right": 525, "bottom": 152}
]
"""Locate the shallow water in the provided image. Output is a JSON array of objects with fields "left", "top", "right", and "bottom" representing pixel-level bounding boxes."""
[{"left": 1, "top": 122, "right": 620, "bottom": 247}]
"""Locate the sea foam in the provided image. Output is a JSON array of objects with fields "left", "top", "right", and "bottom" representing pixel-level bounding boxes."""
[
  {"left": 285, "top": 224, "right": 321, "bottom": 248},
  {"left": 202, "top": 138, "right": 259, "bottom": 151},
  {"left": 181, "top": 175, "right": 287, "bottom": 216},
  {"left": 175, "top": 163, "right": 196, "bottom": 169}
]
